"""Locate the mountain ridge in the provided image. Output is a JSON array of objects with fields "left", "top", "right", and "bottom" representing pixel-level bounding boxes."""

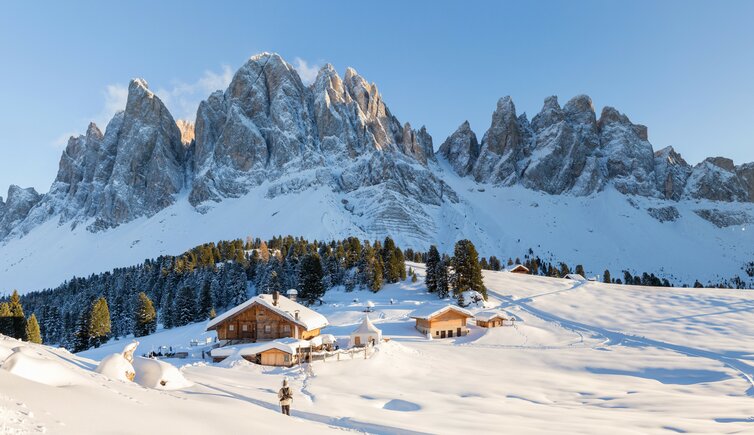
[{"left": 0, "top": 52, "right": 753, "bottom": 291}]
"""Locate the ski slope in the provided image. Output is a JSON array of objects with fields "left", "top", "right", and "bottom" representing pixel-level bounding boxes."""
[{"left": 3, "top": 263, "right": 753, "bottom": 434}]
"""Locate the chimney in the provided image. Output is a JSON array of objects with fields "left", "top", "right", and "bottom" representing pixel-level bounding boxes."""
[
  {"left": 286, "top": 288, "right": 298, "bottom": 302},
  {"left": 294, "top": 310, "right": 300, "bottom": 321},
  {"left": 273, "top": 291, "right": 279, "bottom": 306}
]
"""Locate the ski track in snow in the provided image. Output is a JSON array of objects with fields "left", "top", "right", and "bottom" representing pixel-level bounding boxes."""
[{"left": 488, "top": 283, "right": 754, "bottom": 397}]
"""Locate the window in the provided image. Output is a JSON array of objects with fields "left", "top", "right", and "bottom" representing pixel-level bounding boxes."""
[
  {"left": 264, "top": 325, "right": 271, "bottom": 333},
  {"left": 282, "top": 324, "right": 290, "bottom": 333},
  {"left": 435, "top": 331, "right": 439, "bottom": 336},
  {"left": 242, "top": 324, "right": 248, "bottom": 332},
  {"left": 228, "top": 324, "right": 235, "bottom": 331},
  {"left": 284, "top": 354, "right": 290, "bottom": 363}
]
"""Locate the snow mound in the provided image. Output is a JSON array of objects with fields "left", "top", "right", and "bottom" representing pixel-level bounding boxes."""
[
  {"left": 0, "top": 343, "right": 14, "bottom": 363},
  {"left": 95, "top": 353, "right": 135, "bottom": 383},
  {"left": 2, "top": 345, "right": 83, "bottom": 386},
  {"left": 132, "top": 357, "right": 193, "bottom": 390},
  {"left": 217, "top": 350, "right": 255, "bottom": 369},
  {"left": 459, "top": 290, "right": 489, "bottom": 308}
]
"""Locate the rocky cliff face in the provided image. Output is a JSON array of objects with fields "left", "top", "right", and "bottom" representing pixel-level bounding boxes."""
[
  {"left": 2, "top": 53, "right": 450, "bottom": 243},
  {"left": 440, "top": 94, "right": 753, "bottom": 204},
  {"left": 684, "top": 157, "right": 750, "bottom": 202},
  {"left": 14, "top": 78, "right": 187, "bottom": 235},
  {"left": 438, "top": 121, "right": 479, "bottom": 176},
  {"left": 2, "top": 52, "right": 753, "bottom": 245},
  {"left": 0, "top": 185, "right": 41, "bottom": 240}
]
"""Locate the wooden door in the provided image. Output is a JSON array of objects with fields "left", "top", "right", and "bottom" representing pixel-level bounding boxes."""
[
  {"left": 355, "top": 336, "right": 361, "bottom": 346},
  {"left": 440, "top": 330, "right": 446, "bottom": 339}
]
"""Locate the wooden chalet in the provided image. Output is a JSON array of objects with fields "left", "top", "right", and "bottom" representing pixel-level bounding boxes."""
[
  {"left": 206, "top": 291, "right": 328, "bottom": 344},
  {"left": 410, "top": 305, "right": 474, "bottom": 339}
]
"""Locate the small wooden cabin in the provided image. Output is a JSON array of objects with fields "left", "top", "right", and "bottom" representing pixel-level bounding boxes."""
[
  {"left": 210, "top": 338, "right": 312, "bottom": 367},
  {"left": 206, "top": 291, "right": 328, "bottom": 344},
  {"left": 410, "top": 305, "right": 474, "bottom": 339},
  {"left": 506, "top": 264, "right": 529, "bottom": 274},
  {"left": 475, "top": 311, "right": 509, "bottom": 328}
]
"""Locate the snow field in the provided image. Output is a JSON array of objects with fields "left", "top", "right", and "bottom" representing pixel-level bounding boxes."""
[{"left": 2, "top": 263, "right": 754, "bottom": 433}]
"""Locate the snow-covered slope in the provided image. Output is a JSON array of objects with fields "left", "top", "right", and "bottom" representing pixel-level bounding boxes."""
[
  {"left": 2, "top": 52, "right": 754, "bottom": 292},
  {"left": 5, "top": 263, "right": 752, "bottom": 434},
  {"left": 2, "top": 165, "right": 753, "bottom": 293}
]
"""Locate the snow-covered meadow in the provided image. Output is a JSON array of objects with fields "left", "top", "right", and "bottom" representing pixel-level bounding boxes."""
[{"left": 2, "top": 263, "right": 753, "bottom": 434}]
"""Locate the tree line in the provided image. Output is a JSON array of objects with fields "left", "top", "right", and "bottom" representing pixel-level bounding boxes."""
[{"left": 2, "top": 235, "right": 408, "bottom": 352}]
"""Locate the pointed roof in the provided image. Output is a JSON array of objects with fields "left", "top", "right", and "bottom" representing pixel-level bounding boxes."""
[
  {"left": 352, "top": 315, "right": 381, "bottom": 335},
  {"left": 409, "top": 304, "right": 473, "bottom": 320},
  {"left": 206, "top": 293, "right": 328, "bottom": 332}
]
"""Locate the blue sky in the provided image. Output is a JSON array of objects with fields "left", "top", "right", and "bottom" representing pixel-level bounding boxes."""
[{"left": 1, "top": 0, "right": 753, "bottom": 196}]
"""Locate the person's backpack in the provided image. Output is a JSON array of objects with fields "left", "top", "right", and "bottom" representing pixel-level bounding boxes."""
[{"left": 282, "top": 387, "right": 292, "bottom": 401}]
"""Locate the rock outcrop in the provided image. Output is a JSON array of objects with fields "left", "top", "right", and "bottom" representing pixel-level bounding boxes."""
[
  {"left": 438, "top": 121, "right": 479, "bottom": 176},
  {"left": 439, "top": 94, "right": 754, "bottom": 204},
  {"left": 0, "top": 185, "right": 41, "bottom": 239},
  {"left": 654, "top": 146, "right": 692, "bottom": 201},
  {"left": 1, "top": 52, "right": 753, "bottom": 245}
]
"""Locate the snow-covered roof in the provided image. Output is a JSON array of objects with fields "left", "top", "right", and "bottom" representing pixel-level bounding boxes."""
[
  {"left": 505, "top": 264, "right": 529, "bottom": 272},
  {"left": 206, "top": 293, "right": 329, "bottom": 332},
  {"left": 564, "top": 273, "right": 586, "bottom": 281},
  {"left": 351, "top": 316, "right": 382, "bottom": 335},
  {"left": 309, "top": 334, "right": 336, "bottom": 347},
  {"left": 410, "top": 304, "right": 473, "bottom": 320},
  {"left": 211, "top": 338, "right": 311, "bottom": 357},
  {"left": 474, "top": 311, "right": 509, "bottom": 322}
]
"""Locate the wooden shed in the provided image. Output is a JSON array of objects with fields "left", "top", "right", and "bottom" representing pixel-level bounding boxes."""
[
  {"left": 505, "top": 264, "right": 529, "bottom": 274},
  {"left": 210, "top": 338, "right": 312, "bottom": 367},
  {"left": 474, "top": 311, "right": 510, "bottom": 328},
  {"left": 410, "top": 305, "right": 474, "bottom": 339},
  {"left": 205, "top": 291, "right": 328, "bottom": 344}
]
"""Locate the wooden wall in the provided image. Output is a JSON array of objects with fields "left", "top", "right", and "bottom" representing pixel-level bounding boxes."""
[
  {"left": 213, "top": 303, "right": 318, "bottom": 342},
  {"left": 414, "top": 311, "right": 470, "bottom": 337}
]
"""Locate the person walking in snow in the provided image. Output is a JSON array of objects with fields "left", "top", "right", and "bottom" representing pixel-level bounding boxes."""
[{"left": 278, "top": 378, "right": 293, "bottom": 416}]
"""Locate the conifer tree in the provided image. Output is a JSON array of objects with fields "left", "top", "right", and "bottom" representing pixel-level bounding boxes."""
[
  {"left": 175, "top": 286, "right": 197, "bottom": 327},
  {"left": 436, "top": 260, "right": 450, "bottom": 299},
  {"left": 161, "top": 287, "right": 176, "bottom": 329},
  {"left": 134, "top": 292, "right": 157, "bottom": 337},
  {"left": 198, "top": 280, "right": 213, "bottom": 320},
  {"left": 88, "top": 297, "right": 111, "bottom": 348},
  {"left": 575, "top": 264, "right": 585, "bottom": 277},
  {"left": 73, "top": 302, "right": 93, "bottom": 352},
  {"left": 298, "top": 253, "right": 325, "bottom": 304},
  {"left": 8, "top": 290, "right": 26, "bottom": 340},
  {"left": 25, "top": 313, "right": 42, "bottom": 344},
  {"left": 425, "top": 245, "right": 441, "bottom": 293},
  {"left": 603, "top": 269, "right": 611, "bottom": 284},
  {"left": 0, "top": 302, "right": 11, "bottom": 336},
  {"left": 450, "top": 240, "right": 486, "bottom": 300}
]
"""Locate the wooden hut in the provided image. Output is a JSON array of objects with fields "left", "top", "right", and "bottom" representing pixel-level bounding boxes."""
[
  {"left": 505, "top": 264, "right": 529, "bottom": 274},
  {"left": 206, "top": 291, "right": 328, "bottom": 344},
  {"left": 410, "top": 305, "right": 473, "bottom": 339},
  {"left": 474, "top": 311, "right": 509, "bottom": 328},
  {"left": 210, "top": 338, "right": 312, "bottom": 366}
]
